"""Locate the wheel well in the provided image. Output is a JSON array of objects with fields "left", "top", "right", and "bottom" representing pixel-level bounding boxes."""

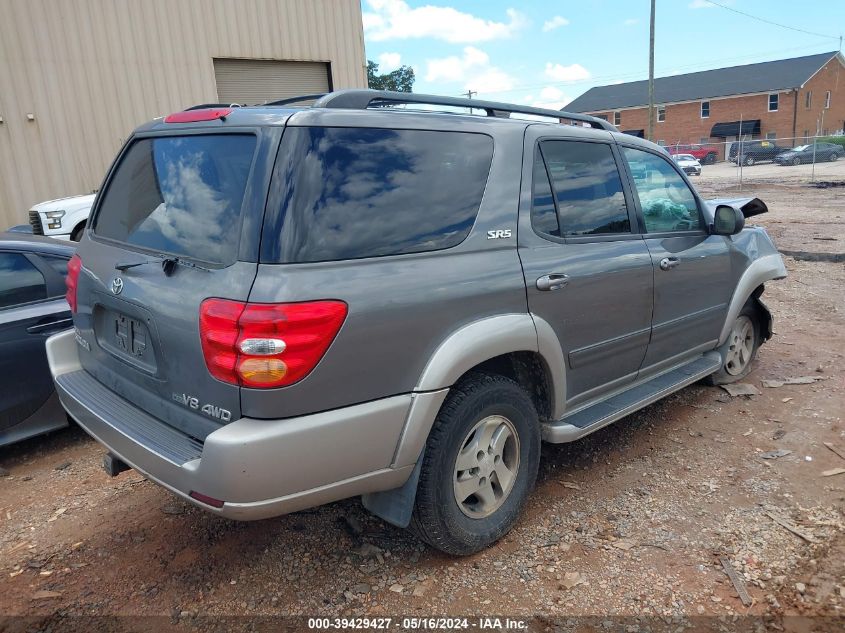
[
  {"left": 458, "top": 352, "right": 553, "bottom": 422},
  {"left": 71, "top": 221, "right": 87, "bottom": 240}
]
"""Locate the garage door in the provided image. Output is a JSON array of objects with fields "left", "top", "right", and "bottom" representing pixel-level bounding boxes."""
[{"left": 213, "top": 59, "right": 331, "bottom": 105}]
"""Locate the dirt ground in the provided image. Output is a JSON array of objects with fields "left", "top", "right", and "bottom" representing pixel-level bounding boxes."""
[{"left": 1, "top": 171, "right": 844, "bottom": 632}]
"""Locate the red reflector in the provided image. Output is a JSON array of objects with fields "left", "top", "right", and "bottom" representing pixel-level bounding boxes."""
[
  {"left": 199, "top": 299, "right": 348, "bottom": 389},
  {"left": 189, "top": 491, "right": 225, "bottom": 508},
  {"left": 66, "top": 254, "right": 82, "bottom": 313},
  {"left": 164, "top": 108, "right": 232, "bottom": 124}
]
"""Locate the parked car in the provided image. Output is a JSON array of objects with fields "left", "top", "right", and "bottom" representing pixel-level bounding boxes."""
[
  {"left": 672, "top": 153, "right": 702, "bottom": 176},
  {"left": 28, "top": 193, "right": 95, "bottom": 241},
  {"left": 667, "top": 144, "right": 718, "bottom": 165},
  {"left": 774, "top": 142, "right": 843, "bottom": 165},
  {"left": 728, "top": 140, "right": 788, "bottom": 166},
  {"left": 0, "top": 233, "right": 74, "bottom": 446},
  {"left": 46, "top": 90, "right": 786, "bottom": 555},
  {"left": 7, "top": 224, "right": 33, "bottom": 234}
]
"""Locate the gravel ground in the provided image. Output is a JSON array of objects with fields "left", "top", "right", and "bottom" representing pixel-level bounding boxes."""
[{"left": 1, "top": 173, "right": 843, "bottom": 631}]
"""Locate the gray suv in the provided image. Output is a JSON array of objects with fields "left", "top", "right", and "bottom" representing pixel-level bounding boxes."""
[{"left": 47, "top": 90, "right": 786, "bottom": 555}]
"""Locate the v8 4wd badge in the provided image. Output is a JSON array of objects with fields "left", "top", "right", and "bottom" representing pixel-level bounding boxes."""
[{"left": 172, "top": 393, "right": 232, "bottom": 422}]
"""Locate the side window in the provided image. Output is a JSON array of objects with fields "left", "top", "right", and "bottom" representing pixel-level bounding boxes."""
[
  {"left": 264, "top": 127, "right": 494, "bottom": 263},
  {"left": 531, "top": 149, "right": 559, "bottom": 237},
  {"left": 0, "top": 253, "right": 47, "bottom": 309},
  {"left": 622, "top": 147, "right": 702, "bottom": 233},
  {"left": 538, "top": 141, "right": 630, "bottom": 237}
]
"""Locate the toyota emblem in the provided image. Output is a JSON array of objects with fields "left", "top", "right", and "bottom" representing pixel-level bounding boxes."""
[{"left": 111, "top": 277, "right": 124, "bottom": 295}]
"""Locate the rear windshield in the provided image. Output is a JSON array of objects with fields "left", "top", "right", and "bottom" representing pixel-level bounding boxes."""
[
  {"left": 261, "top": 127, "right": 493, "bottom": 263},
  {"left": 93, "top": 134, "right": 256, "bottom": 265}
]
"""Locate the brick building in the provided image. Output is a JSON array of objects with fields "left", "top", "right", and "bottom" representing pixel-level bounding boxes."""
[{"left": 566, "top": 52, "right": 845, "bottom": 159}]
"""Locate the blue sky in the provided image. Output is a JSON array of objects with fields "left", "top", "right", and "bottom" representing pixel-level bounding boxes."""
[{"left": 362, "top": 0, "right": 845, "bottom": 109}]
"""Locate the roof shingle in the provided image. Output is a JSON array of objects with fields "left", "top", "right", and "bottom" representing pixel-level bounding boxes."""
[{"left": 566, "top": 51, "right": 841, "bottom": 113}]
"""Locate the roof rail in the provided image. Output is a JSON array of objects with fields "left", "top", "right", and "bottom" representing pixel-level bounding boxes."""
[
  {"left": 312, "top": 89, "right": 616, "bottom": 131},
  {"left": 264, "top": 94, "right": 327, "bottom": 106}
]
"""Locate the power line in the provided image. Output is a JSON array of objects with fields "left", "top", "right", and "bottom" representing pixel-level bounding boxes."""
[{"left": 701, "top": 0, "right": 840, "bottom": 40}]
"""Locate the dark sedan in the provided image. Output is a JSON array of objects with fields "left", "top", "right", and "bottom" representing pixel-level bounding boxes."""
[
  {"left": 0, "top": 233, "right": 75, "bottom": 446},
  {"left": 775, "top": 142, "right": 843, "bottom": 165}
]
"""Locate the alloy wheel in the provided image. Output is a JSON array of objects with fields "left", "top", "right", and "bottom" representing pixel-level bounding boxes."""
[
  {"left": 725, "top": 315, "right": 754, "bottom": 376},
  {"left": 453, "top": 415, "right": 520, "bottom": 518}
]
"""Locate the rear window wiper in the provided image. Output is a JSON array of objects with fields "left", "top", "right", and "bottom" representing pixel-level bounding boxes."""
[{"left": 115, "top": 254, "right": 213, "bottom": 275}]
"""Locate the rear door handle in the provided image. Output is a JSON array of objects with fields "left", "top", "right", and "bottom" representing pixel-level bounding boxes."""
[
  {"left": 659, "top": 257, "right": 680, "bottom": 271},
  {"left": 536, "top": 273, "right": 570, "bottom": 291},
  {"left": 27, "top": 317, "right": 73, "bottom": 334}
]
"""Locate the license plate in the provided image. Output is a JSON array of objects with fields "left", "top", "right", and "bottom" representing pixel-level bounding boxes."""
[{"left": 113, "top": 314, "right": 148, "bottom": 358}]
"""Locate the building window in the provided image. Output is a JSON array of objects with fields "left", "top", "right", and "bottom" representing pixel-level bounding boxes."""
[
  {"left": 768, "top": 93, "right": 779, "bottom": 112},
  {"left": 595, "top": 114, "right": 609, "bottom": 121},
  {"left": 656, "top": 140, "right": 665, "bottom": 146},
  {"left": 766, "top": 132, "right": 777, "bottom": 140},
  {"left": 613, "top": 111, "right": 621, "bottom": 126},
  {"left": 700, "top": 101, "right": 710, "bottom": 118},
  {"left": 803, "top": 130, "right": 810, "bottom": 143},
  {"left": 805, "top": 91, "right": 812, "bottom": 109},
  {"left": 656, "top": 105, "right": 665, "bottom": 122},
  {"left": 825, "top": 91, "right": 831, "bottom": 109}
]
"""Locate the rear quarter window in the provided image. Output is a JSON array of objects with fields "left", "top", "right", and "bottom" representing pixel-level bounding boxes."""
[
  {"left": 93, "top": 134, "right": 256, "bottom": 265},
  {"left": 262, "top": 127, "right": 494, "bottom": 263}
]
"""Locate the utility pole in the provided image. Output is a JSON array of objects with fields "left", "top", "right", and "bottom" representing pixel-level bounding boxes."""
[
  {"left": 464, "top": 90, "right": 477, "bottom": 99},
  {"left": 647, "top": 0, "right": 656, "bottom": 142}
]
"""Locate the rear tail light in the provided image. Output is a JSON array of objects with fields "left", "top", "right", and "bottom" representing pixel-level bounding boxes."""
[
  {"left": 66, "top": 254, "right": 82, "bottom": 313},
  {"left": 199, "top": 299, "right": 347, "bottom": 388}
]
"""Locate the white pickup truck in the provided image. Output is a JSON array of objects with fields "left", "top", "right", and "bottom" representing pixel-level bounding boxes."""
[{"left": 28, "top": 193, "right": 95, "bottom": 241}]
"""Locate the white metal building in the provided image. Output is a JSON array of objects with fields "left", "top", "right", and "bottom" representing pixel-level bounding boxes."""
[{"left": 0, "top": 0, "right": 367, "bottom": 228}]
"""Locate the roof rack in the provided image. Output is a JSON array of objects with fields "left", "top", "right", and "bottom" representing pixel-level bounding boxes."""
[
  {"left": 264, "top": 94, "right": 327, "bottom": 106},
  {"left": 311, "top": 89, "right": 616, "bottom": 131}
]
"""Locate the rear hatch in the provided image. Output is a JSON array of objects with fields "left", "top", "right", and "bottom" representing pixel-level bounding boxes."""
[{"left": 73, "top": 129, "right": 271, "bottom": 440}]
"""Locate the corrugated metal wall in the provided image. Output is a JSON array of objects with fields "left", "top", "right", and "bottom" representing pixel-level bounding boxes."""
[{"left": 0, "top": 0, "right": 367, "bottom": 229}]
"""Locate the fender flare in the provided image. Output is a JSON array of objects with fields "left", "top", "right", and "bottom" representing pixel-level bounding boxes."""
[
  {"left": 718, "top": 253, "right": 787, "bottom": 345},
  {"left": 364, "top": 314, "right": 567, "bottom": 528}
]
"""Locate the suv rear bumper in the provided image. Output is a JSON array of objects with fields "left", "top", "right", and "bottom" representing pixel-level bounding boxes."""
[{"left": 46, "top": 329, "right": 416, "bottom": 520}]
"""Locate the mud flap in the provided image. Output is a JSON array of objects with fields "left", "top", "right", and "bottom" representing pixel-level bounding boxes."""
[
  {"left": 754, "top": 294, "right": 773, "bottom": 341},
  {"left": 361, "top": 451, "right": 424, "bottom": 528}
]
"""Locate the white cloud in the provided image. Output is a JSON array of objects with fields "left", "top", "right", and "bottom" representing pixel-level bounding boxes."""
[
  {"left": 363, "top": 0, "right": 527, "bottom": 43},
  {"left": 536, "top": 86, "right": 572, "bottom": 109},
  {"left": 542, "top": 16, "right": 569, "bottom": 32},
  {"left": 425, "top": 46, "right": 515, "bottom": 96},
  {"left": 544, "top": 62, "right": 591, "bottom": 82},
  {"left": 624, "top": 18, "right": 639, "bottom": 26},
  {"left": 377, "top": 52, "right": 402, "bottom": 72}
]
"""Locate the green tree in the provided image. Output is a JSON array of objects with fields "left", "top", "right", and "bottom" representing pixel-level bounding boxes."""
[{"left": 367, "top": 60, "right": 415, "bottom": 93}]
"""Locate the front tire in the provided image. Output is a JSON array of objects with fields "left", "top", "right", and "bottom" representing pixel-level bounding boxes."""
[
  {"left": 744, "top": 155, "right": 756, "bottom": 166},
  {"left": 705, "top": 303, "right": 762, "bottom": 385},
  {"left": 409, "top": 373, "right": 540, "bottom": 555},
  {"left": 792, "top": 157, "right": 801, "bottom": 166},
  {"left": 704, "top": 153, "right": 716, "bottom": 165}
]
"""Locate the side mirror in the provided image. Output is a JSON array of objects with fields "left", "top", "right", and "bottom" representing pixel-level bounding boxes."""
[{"left": 712, "top": 205, "right": 745, "bottom": 235}]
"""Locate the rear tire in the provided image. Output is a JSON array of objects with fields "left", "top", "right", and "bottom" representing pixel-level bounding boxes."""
[
  {"left": 830, "top": 152, "right": 840, "bottom": 162},
  {"left": 704, "top": 153, "right": 716, "bottom": 165},
  {"left": 705, "top": 303, "right": 762, "bottom": 385},
  {"left": 409, "top": 372, "right": 540, "bottom": 555}
]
